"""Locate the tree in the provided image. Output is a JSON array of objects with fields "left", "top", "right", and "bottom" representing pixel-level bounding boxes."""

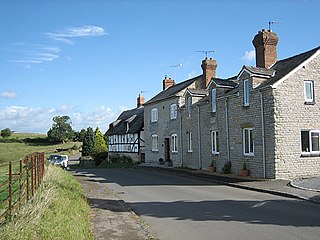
[
  {"left": 74, "top": 129, "right": 86, "bottom": 142},
  {"left": 1, "top": 128, "right": 12, "bottom": 138},
  {"left": 94, "top": 127, "right": 108, "bottom": 154},
  {"left": 82, "top": 127, "right": 95, "bottom": 156},
  {"left": 47, "top": 115, "right": 74, "bottom": 143}
]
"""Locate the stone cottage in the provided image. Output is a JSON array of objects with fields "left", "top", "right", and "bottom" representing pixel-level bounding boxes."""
[
  {"left": 181, "top": 29, "right": 320, "bottom": 179},
  {"left": 144, "top": 58, "right": 217, "bottom": 167}
]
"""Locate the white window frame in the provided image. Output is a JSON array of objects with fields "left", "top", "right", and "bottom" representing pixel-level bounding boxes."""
[
  {"left": 304, "top": 80, "right": 314, "bottom": 103},
  {"left": 188, "top": 132, "right": 193, "bottom": 152},
  {"left": 171, "top": 134, "right": 178, "bottom": 153},
  {"left": 151, "top": 108, "right": 158, "bottom": 122},
  {"left": 187, "top": 96, "right": 192, "bottom": 117},
  {"left": 301, "top": 130, "right": 320, "bottom": 153},
  {"left": 170, "top": 104, "right": 177, "bottom": 119},
  {"left": 211, "top": 131, "right": 219, "bottom": 154},
  {"left": 244, "top": 79, "right": 249, "bottom": 106},
  {"left": 243, "top": 128, "right": 254, "bottom": 156},
  {"left": 151, "top": 134, "right": 158, "bottom": 151},
  {"left": 212, "top": 89, "right": 217, "bottom": 113}
]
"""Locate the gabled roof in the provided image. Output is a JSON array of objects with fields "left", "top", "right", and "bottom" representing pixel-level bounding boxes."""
[
  {"left": 106, "top": 106, "right": 144, "bottom": 135},
  {"left": 144, "top": 75, "right": 201, "bottom": 105},
  {"left": 207, "top": 76, "right": 238, "bottom": 89},
  {"left": 241, "top": 66, "right": 275, "bottom": 77},
  {"left": 185, "top": 88, "right": 208, "bottom": 96}
]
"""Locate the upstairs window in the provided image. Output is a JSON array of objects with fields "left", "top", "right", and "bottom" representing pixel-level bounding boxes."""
[
  {"left": 187, "top": 96, "right": 192, "bottom": 117},
  {"left": 244, "top": 79, "right": 249, "bottom": 106},
  {"left": 188, "top": 132, "right": 193, "bottom": 152},
  {"left": 304, "top": 80, "right": 314, "bottom": 103},
  {"left": 170, "top": 104, "right": 177, "bottom": 119},
  {"left": 171, "top": 134, "right": 178, "bottom": 153},
  {"left": 151, "top": 108, "right": 158, "bottom": 122},
  {"left": 243, "top": 128, "right": 254, "bottom": 156},
  {"left": 301, "top": 130, "right": 320, "bottom": 153},
  {"left": 212, "top": 89, "right": 217, "bottom": 112}
]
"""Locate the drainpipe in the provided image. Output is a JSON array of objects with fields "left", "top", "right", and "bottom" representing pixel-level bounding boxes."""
[
  {"left": 179, "top": 108, "right": 183, "bottom": 167},
  {"left": 259, "top": 90, "right": 266, "bottom": 178},
  {"left": 197, "top": 105, "right": 202, "bottom": 169},
  {"left": 225, "top": 98, "right": 230, "bottom": 162}
]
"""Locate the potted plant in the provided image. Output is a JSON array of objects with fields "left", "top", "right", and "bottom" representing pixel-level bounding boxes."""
[
  {"left": 208, "top": 159, "right": 216, "bottom": 172},
  {"left": 240, "top": 161, "right": 249, "bottom": 177}
]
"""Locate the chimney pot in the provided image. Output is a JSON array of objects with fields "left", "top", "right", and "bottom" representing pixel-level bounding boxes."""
[{"left": 163, "top": 76, "right": 175, "bottom": 90}]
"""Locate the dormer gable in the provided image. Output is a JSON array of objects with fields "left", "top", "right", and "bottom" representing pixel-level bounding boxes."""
[{"left": 237, "top": 66, "right": 275, "bottom": 89}]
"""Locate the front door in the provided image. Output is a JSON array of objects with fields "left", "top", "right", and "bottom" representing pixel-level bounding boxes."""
[{"left": 164, "top": 138, "right": 170, "bottom": 162}]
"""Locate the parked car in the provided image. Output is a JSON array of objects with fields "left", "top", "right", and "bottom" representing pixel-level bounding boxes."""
[{"left": 47, "top": 154, "right": 68, "bottom": 169}]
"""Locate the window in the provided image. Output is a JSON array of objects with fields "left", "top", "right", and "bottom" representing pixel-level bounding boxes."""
[
  {"left": 211, "top": 131, "right": 219, "bottom": 154},
  {"left": 170, "top": 104, "right": 177, "bottom": 119},
  {"left": 187, "top": 96, "right": 192, "bottom": 117},
  {"left": 171, "top": 134, "right": 178, "bottom": 153},
  {"left": 301, "top": 130, "right": 320, "bottom": 153},
  {"left": 212, "top": 89, "right": 217, "bottom": 112},
  {"left": 243, "top": 128, "right": 254, "bottom": 156},
  {"left": 151, "top": 134, "right": 158, "bottom": 151},
  {"left": 244, "top": 79, "right": 249, "bottom": 106},
  {"left": 304, "top": 80, "right": 314, "bottom": 103},
  {"left": 188, "top": 132, "right": 193, "bottom": 152},
  {"left": 151, "top": 108, "right": 158, "bottom": 122}
]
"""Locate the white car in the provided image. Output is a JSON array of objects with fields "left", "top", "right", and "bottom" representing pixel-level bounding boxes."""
[{"left": 48, "top": 154, "right": 68, "bottom": 169}]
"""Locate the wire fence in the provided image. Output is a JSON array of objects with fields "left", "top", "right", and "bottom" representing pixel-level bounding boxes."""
[{"left": 0, "top": 152, "right": 45, "bottom": 225}]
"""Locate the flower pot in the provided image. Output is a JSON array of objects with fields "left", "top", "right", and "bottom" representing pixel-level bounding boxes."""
[
  {"left": 208, "top": 166, "right": 216, "bottom": 172},
  {"left": 239, "top": 169, "right": 249, "bottom": 177}
]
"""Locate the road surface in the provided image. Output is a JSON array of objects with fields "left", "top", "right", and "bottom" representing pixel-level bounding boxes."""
[{"left": 76, "top": 167, "right": 320, "bottom": 240}]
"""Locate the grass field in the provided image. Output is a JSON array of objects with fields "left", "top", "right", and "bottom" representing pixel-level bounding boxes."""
[{"left": 0, "top": 133, "right": 81, "bottom": 164}]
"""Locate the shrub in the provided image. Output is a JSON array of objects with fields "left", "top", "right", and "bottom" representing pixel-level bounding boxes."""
[{"left": 222, "top": 161, "right": 232, "bottom": 174}]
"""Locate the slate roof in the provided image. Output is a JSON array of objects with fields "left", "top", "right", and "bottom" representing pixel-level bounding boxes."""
[
  {"left": 187, "top": 88, "right": 209, "bottom": 96},
  {"left": 258, "top": 46, "right": 320, "bottom": 88},
  {"left": 213, "top": 78, "right": 238, "bottom": 88},
  {"left": 144, "top": 75, "right": 201, "bottom": 105},
  {"left": 243, "top": 66, "right": 275, "bottom": 77},
  {"left": 106, "top": 106, "right": 144, "bottom": 135}
]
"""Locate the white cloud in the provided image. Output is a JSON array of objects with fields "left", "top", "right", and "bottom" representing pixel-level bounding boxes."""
[
  {"left": 1, "top": 92, "right": 17, "bottom": 99},
  {"left": 7, "top": 43, "right": 61, "bottom": 66},
  {"left": 0, "top": 105, "right": 120, "bottom": 133},
  {"left": 47, "top": 25, "right": 107, "bottom": 45},
  {"left": 242, "top": 50, "right": 256, "bottom": 63}
]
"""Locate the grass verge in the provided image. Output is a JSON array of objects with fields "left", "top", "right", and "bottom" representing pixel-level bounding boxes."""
[{"left": 0, "top": 165, "right": 93, "bottom": 240}]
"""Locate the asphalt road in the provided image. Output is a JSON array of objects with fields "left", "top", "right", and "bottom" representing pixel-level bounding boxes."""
[{"left": 78, "top": 168, "right": 320, "bottom": 240}]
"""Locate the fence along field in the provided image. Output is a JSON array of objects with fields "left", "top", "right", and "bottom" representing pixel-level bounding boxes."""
[{"left": 0, "top": 152, "right": 44, "bottom": 224}]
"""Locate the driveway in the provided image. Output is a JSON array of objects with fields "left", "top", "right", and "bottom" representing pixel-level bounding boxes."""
[{"left": 73, "top": 167, "right": 320, "bottom": 240}]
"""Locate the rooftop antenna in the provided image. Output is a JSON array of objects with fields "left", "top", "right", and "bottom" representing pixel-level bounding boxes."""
[
  {"left": 140, "top": 90, "right": 148, "bottom": 95},
  {"left": 169, "top": 63, "right": 182, "bottom": 80},
  {"left": 196, "top": 50, "right": 215, "bottom": 59},
  {"left": 268, "top": 20, "right": 283, "bottom": 31}
]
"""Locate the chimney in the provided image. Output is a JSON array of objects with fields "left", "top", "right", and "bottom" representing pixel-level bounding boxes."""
[
  {"left": 201, "top": 57, "right": 217, "bottom": 88},
  {"left": 137, "top": 94, "right": 145, "bottom": 108},
  {"left": 163, "top": 75, "right": 175, "bottom": 90},
  {"left": 252, "top": 29, "right": 279, "bottom": 69}
]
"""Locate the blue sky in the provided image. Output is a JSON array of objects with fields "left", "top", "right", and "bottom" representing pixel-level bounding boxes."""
[{"left": 1, "top": 0, "right": 319, "bottom": 133}]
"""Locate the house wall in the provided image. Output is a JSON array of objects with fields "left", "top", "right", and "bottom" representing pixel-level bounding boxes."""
[
  {"left": 272, "top": 53, "right": 320, "bottom": 179},
  {"left": 144, "top": 97, "right": 182, "bottom": 167}
]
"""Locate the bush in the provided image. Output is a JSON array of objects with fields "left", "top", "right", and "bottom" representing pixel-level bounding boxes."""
[{"left": 222, "top": 161, "right": 232, "bottom": 174}]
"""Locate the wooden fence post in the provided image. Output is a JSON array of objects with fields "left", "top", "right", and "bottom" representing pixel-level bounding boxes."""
[
  {"left": 8, "top": 161, "right": 12, "bottom": 221},
  {"left": 26, "top": 159, "right": 29, "bottom": 202},
  {"left": 19, "top": 160, "right": 22, "bottom": 209}
]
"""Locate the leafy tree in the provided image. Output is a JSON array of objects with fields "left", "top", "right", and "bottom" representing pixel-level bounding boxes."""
[
  {"left": 1, "top": 128, "right": 12, "bottom": 138},
  {"left": 74, "top": 129, "right": 86, "bottom": 142},
  {"left": 47, "top": 115, "right": 74, "bottom": 143},
  {"left": 94, "top": 127, "right": 108, "bottom": 154},
  {"left": 82, "top": 127, "right": 95, "bottom": 156}
]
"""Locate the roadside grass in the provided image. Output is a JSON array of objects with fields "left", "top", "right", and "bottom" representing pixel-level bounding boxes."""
[{"left": 0, "top": 165, "right": 93, "bottom": 240}]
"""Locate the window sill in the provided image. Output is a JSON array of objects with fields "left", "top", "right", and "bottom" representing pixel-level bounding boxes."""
[
  {"left": 152, "top": 150, "right": 159, "bottom": 152},
  {"left": 171, "top": 151, "right": 178, "bottom": 154},
  {"left": 300, "top": 152, "right": 320, "bottom": 157},
  {"left": 304, "top": 101, "right": 315, "bottom": 105},
  {"left": 212, "top": 152, "right": 219, "bottom": 155},
  {"left": 244, "top": 154, "right": 254, "bottom": 157},
  {"left": 188, "top": 150, "right": 193, "bottom": 153}
]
